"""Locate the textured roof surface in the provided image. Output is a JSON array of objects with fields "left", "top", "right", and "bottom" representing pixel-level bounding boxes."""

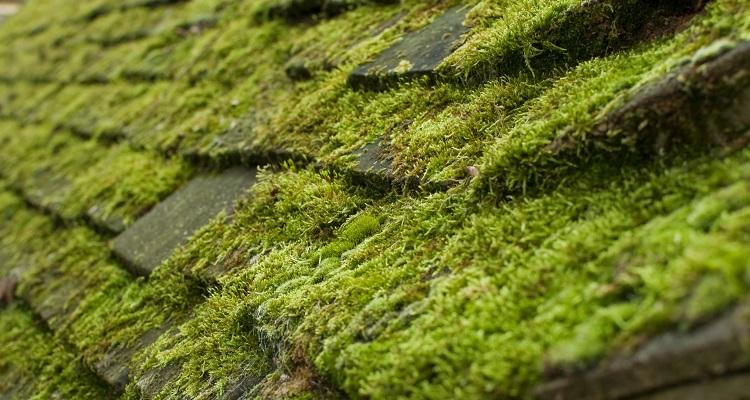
[{"left": 1, "top": 0, "right": 750, "bottom": 399}]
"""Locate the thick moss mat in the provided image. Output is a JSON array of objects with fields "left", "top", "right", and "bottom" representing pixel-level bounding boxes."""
[{"left": 1, "top": 0, "right": 750, "bottom": 398}]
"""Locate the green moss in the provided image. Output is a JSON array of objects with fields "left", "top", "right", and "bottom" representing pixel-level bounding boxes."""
[
  {"left": 445, "top": 0, "right": 706, "bottom": 82},
  {"left": 475, "top": 0, "right": 750, "bottom": 195},
  {"left": 0, "top": 120, "right": 190, "bottom": 226},
  {"left": 2, "top": 0, "right": 750, "bottom": 398},
  {"left": 317, "top": 213, "right": 380, "bottom": 260},
  {"left": 0, "top": 305, "right": 111, "bottom": 399},
  {"left": 59, "top": 145, "right": 192, "bottom": 225}
]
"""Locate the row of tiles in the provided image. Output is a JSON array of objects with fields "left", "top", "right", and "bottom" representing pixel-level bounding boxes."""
[
  {"left": 6, "top": 150, "right": 750, "bottom": 399},
  {"left": 0, "top": 0, "right": 709, "bottom": 89}
]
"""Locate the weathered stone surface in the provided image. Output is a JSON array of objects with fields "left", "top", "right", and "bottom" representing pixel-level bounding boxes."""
[
  {"left": 218, "top": 370, "right": 264, "bottom": 400},
  {"left": 554, "top": 40, "right": 750, "bottom": 156},
  {"left": 535, "top": 304, "right": 750, "bottom": 400},
  {"left": 447, "top": 1, "right": 704, "bottom": 86},
  {"left": 23, "top": 171, "right": 70, "bottom": 215},
  {"left": 137, "top": 358, "right": 263, "bottom": 399},
  {"left": 112, "top": 167, "right": 257, "bottom": 276},
  {"left": 351, "top": 137, "right": 393, "bottom": 187},
  {"left": 0, "top": 377, "right": 35, "bottom": 400},
  {"left": 285, "top": 59, "right": 322, "bottom": 81},
  {"left": 136, "top": 361, "right": 186, "bottom": 400},
  {"left": 354, "top": 138, "right": 391, "bottom": 176},
  {"left": 94, "top": 326, "right": 170, "bottom": 394},
  {"left": 348, "top": 5, "right": 470, "bottom": 90},
  {"left": 12, "top": 169, "right": 128, "bottom": 234},
  {"left": 618, "top": 40, "right": 750, "bottom": 133},
  {"left": 86, "top": 203, "right": 127, "bottom": 235},
  {"left": 636, "top": 371, "right": 750, "bottom": 400},
  {"left": 284, "top": 11, "right": 405, "bottom": 82},
  {"left": 17, "top": 268, "right": 88, "bottom": 332}
]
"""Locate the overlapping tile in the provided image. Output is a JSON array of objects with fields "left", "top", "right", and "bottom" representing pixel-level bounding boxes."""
[
  {"left": 348, "top": 5, "right": 470, "bottom": 89},
  {"left": 95, "top": 325, "right": 173, "bottom": 393},
  {"left": 535, "top": 304, "right": 750, "bottom": 400},
  {"left": 350, "top": 137, "right": 393, "bottom": 187},
  {"left": 112, "top": 167, "right": 257, "bottom": 276}
]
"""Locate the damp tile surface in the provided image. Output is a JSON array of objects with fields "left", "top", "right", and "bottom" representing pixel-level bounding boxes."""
[
  {"left": 636, "top": 372, "right": 750, "bottom": 400},
  {"left": 536, "top": 304, "right": 750, "bottom": 400},
  {"left": 348, "top": 5, "right": 470, "bottom": 89},
  {"left": 112, "top": 167, "right": 257, "bottom": 276}
]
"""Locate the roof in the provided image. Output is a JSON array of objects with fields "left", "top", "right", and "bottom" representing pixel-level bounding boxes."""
[
  {"left": 0, "top": 0, "right": 750, "bottom": 398},
  {"left": 0, "top": 1, "right": 20, "bottom": 22}
]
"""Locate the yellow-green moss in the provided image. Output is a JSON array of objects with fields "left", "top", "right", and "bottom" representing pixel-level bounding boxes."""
[
  {"left": 2, "top": 0, "right": 750, "bottom": 398},
  {"left": 0, "top": 305, "right": 111, "bottom": 399}
]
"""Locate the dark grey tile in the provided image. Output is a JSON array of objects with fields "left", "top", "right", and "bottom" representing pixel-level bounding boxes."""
[
  {"left": 112, "top": 167, "right": 257, "bottom": 276},
  {"left": 348, "top": 5, "right": 470, "bottom": 90}
]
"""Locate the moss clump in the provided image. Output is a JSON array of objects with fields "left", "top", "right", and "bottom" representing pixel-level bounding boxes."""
[
  {"left": 475, "top": 0, "right": 750, "bottom": 195},
  {"left": 445, "top": 0, "right": 704, "bottom": 82},
  {"left": 0, "top": 305, "right": 112, "bottom": 399},
  {"left": 316, "top": 213, "right": 381, "bottom": 260},
  {"left": 0, "top": 120, "right": 191, "bottom": 228},
  {"left": 2, "top": 0, "right": 750, "bottom": 398}
]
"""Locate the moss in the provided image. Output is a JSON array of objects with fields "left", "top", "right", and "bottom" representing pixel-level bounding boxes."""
[
  {"left": 316, "top": 213, "right": 381, "bottom": 260},
  {"left": 7, "top": 144, "right": 750, "bottom": 398},
  {"left": 2, "top": 0, "right": 750, "bottom": 398},
  {"left": 474, "top": 0, "right": 750, "bottom": 195},
  {"left": 444, "top": 0, "right": 705, "bottom": 82},
  {"left": 0, "top": 305, "right": 111, "bottom": 399},
  {"left": 0, "top": 120, "right": 191, "bottom": 226},
  {"left": 59, "top": 145, "right": 192, "bottom": 225}
]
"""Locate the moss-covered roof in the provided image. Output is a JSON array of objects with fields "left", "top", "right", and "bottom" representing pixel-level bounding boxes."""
[{"left": 1, "top": 0, "right": 750, "bottom": 398}]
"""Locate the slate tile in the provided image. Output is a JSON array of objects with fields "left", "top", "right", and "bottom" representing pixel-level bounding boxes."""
[
  {"left": 85, "top": 203, "right": 127, "bottom": 235},
  {"left": 23, "top": 270, "right": 85, "bottom": 331},
  {"left": 284, "top": 59, "right": 325, "bottom": 81},
  {"left": 136, "top": 347, "right": 263, "bottom": 399},
  {"left": 182, "top": 362, "right": 264, "bottom": 400},
  {"left": 218, "top": 372, "right": 264, "bottom": 400},
  {"left": 636, "top": 371, "right": 750, "bottom": 400},
  {"left": 136, "top": 361, "right": 188, "bottom": 400},
  {"left": 95, "top": 325, "right": 172, "bottom": 394},
  {"left": 0, "top": 374, "right": 35, "bottom": 399},
  {"left": 22, "top": 172, "right": 71, "bottom": 216},
  {"left": 284, "top": 11, "right": 405, "bottom": 82},
  {"left": 112, "top": 167, "right": 257, "bottom": 277},
  {"left": 535, "top": 304, "right": 750, "bottom": 400},
  {"left": 548, "top": 40, "right": 750, "bottom": 159},
  {"left": 622, "top": 40, "right": 750, "bottom": 143},
  {"left": 353, "top": 138, "right": 392, "bottom": 176},
  {"left": 17, "top": 170, "right": 127, "bottom": 235},
  {"left": 350, "top": 137, "right": 393, "bottom": 188},
  {"left": 348, "top": 5, "right": 470, "bottom": 90}
]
